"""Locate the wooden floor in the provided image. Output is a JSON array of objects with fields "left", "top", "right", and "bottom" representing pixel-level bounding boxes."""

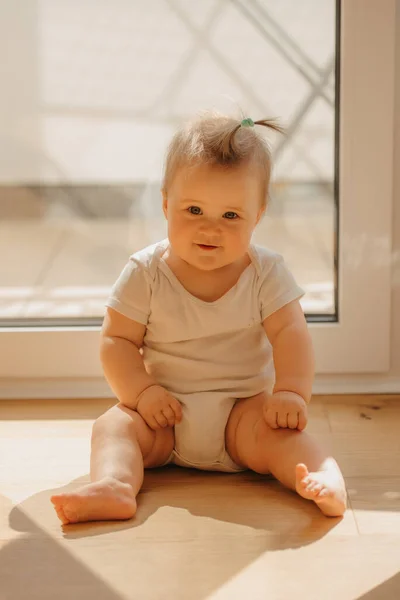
[{"left": 0, "top": 395, "right": 399, "bottom": 600}]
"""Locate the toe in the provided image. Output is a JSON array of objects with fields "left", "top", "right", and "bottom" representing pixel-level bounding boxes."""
[
  {"left": 307, "top": 482, "right": 323, "bottom": 494},
  {"left": 296, "top": 463, "right": 309, "bottom": 482},
  {"left": 50, "top": 494, "right": 76, "bottom": 524},
  {"left": 317, "top": 487, "right": 332, "bottom": 499},
  {"left": 50, "top": 494, "right": 66, "bottom": 507},
  {"left": 58, "top": 510, "right": 70, "bottom": 525},
  {"left": 53, "top": 503, "right": 70, "bottom": 525},
  {"left": 314, "top": 483, "right": 325, "bottom": 494}
]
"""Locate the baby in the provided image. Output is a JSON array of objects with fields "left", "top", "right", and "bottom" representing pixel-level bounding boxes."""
[{"left": 51, "top": 112, "right": 347, "bottom": 524}]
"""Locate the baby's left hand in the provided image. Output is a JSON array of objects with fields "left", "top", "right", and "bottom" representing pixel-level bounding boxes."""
[{"left": 263, "top": 391, "right": 308, "bottom": 431}]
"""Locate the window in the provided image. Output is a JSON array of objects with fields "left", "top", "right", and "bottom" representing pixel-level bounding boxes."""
[{"left": 0, "top": 1, "right": 394, "bottom": 392}]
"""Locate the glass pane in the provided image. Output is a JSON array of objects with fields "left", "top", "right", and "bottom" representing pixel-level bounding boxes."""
[{"left": 0, "top": 0, "right": 337, "bottom": 324}]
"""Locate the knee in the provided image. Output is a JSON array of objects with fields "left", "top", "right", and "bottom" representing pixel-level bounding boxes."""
[
  {"left": 91, "top": 403, "right": 174, "bottom": 467},
  {"left": 92, "top": 403, "right": 144, "bottom": 441}
]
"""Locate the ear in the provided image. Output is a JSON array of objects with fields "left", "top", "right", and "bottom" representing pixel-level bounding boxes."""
[{"left": 162, "top": 189, "right": 168, "bottom": 219}]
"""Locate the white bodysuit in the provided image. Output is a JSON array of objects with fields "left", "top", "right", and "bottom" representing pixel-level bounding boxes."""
[{"left": 105, "top": 239, "right": 304, "bottom": 472}]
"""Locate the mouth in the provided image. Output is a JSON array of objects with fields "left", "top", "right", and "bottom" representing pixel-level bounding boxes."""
[{"left": 196, "top": 243, "right": 219, "bottom": 251}]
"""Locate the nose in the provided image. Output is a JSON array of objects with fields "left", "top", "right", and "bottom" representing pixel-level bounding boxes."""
[{"left": 197, "top": 218, "right": 222, "bottom": 241}]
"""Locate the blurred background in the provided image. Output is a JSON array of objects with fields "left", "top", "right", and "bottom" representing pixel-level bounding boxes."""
[{"left": 0, "top": 0, "right": 337, "bottom": 324}]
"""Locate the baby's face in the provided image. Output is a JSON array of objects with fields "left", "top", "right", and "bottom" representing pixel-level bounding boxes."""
[{"left": 163, "top": 163, "right": 264, "bottom": 271}]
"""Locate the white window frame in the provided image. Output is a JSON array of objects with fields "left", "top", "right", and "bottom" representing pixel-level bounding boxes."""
[{"left": 0, "top": 0, "right": 396, "bottom": 398}]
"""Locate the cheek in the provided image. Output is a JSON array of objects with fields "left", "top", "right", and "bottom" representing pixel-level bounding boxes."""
[
  {"left": 225, "top": 223, "right": 253, "bottom": 245},
  {"left": 168, "top": 213, "right": 195, "bottom": 237}
]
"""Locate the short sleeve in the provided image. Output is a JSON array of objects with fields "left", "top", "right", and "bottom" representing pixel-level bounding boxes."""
[
  {"left": 259, "top": 255, "right": 305, "bottom": 321},
  {"left": 105, "top": 255, "right": 152, "bottom": 325}
]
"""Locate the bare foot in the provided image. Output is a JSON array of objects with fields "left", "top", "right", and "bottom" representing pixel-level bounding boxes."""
[
  {"left": 50, "top": 477, "right": 137, "bottom": 525},
  {"left": 295, "top": 463, "right": 347, "bottom": 517}
]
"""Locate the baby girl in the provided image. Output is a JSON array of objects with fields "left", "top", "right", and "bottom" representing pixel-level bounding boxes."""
[{"left": 51, "top": 112, "right": 346, "bottom": 524}]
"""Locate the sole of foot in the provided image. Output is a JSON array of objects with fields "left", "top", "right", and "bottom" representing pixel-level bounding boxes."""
[{"left": 50, "top": 477, "right": 137, "bottom": 525}]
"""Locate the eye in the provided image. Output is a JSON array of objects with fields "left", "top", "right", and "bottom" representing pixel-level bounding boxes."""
[
  {"left": 223, "top": 211, "right": 239, "bottom": 220},
  {"left": 188, "top": 206, "right": 202, "bottom": 215}
]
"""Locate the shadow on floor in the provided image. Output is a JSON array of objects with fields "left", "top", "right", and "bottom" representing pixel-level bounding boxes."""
[
  {"left": 0, "top": 467, "right": 353, "bottom": 600},
  {"left": 356, "top": 572, "right": 400, "bottom": 600}
]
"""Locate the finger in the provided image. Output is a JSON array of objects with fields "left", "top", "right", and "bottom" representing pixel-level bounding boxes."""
[
  {"left": 264, "top": 410, "right": 279, "bottom": 429},
  {"left": 143, "top": 414, "right": 161, "bottom": 431},
  {"left": 287, "top": 411, "right": 299, "bottom": 430},
  {"left": 161, "top": 405, "right": 176, "bottom": 427},
  {"left": 154, "top": 412, "right": 168, "bottom": 428},
  {"left": 277, "top": 411, "right": 289, "bottom": 429},
  {"left": 170, "top": 399, "right": 183, "bottom": 422},
  {"left": 298, "top": 410, "right": 308, "bottom": 431}
]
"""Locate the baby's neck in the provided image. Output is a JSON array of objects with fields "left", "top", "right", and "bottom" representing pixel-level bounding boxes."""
[{"left": 163, "top": 248, "right": 251, "bottom": 303}]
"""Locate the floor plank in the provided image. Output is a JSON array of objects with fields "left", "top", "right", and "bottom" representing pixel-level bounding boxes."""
[{"left": 347, "top": 476, "right": 400, "bottom": 534}]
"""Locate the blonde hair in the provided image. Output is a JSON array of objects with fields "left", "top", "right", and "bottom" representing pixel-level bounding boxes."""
[{"left": 162, "top": 111, "right": 284, "bottom": 207}]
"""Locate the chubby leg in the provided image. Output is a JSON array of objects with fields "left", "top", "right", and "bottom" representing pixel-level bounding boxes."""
[
  {"left": 51, "top": 403, "right": 174, "bottom": 524},
  {"left": 225, "top": 394, "right": 346, "bottom": 517}
]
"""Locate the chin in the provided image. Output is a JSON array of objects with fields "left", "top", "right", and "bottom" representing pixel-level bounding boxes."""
[
  {"left": 194, "top": 256, "right": 231, "bottom": 272},
  {"left": 195, "top": 262, "right": 223, "bottom": 272}
]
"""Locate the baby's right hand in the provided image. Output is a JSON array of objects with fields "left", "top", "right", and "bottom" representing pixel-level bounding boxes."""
[{"left": 135, "top": 385, "right": 183, "bottom": 430}]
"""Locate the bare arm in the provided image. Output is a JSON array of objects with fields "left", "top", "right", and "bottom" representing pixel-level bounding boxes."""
[
  {"left": 263, "top": 300, "right": 315, "bottom": 403},
  {"left": 100, "top": 307, "right": 157, "bottom": 410}
]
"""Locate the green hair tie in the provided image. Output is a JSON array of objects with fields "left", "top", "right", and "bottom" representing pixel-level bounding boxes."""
[{"left": 241, "top": 117, "right": 255, "bottom": 128}]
